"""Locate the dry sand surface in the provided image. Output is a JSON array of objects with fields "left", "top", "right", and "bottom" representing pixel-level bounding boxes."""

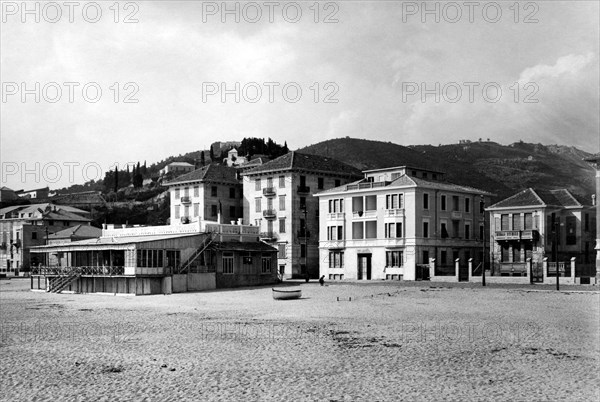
[{"left": 1, "top": 279, "right": 599, "bottom": 401}]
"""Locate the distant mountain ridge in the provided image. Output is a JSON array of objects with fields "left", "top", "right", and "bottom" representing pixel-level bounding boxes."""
[
  {"left": 41, "top": 137, "right": 598, "bottom": 205},
  {"left": 298, "top": 138, "right": 596, "bottom": 202}
]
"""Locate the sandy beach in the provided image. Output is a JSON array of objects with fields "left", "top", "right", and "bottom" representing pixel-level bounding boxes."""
[{"left": 1, "top": 279, "right": 598, "bottom": 401}]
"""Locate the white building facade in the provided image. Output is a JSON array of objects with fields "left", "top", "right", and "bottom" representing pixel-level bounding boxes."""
[
  {"left": 316, "top": 166, "right": 492, "bottom": 281},
  {"left": 242, "top": 152, "right": 362, "bottom": 279}
]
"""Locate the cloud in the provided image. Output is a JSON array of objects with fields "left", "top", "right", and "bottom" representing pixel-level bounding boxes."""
[{"left": 518, "top": 52, "right": 596, "bottom": 83}]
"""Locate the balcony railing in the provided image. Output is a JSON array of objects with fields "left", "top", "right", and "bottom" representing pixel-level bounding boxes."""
[
  {"left": 327, "top": 212, "right": 345, "bottom": 220},
  {"left": 262, "top": 187, "right": 276, "bottom": 197},
  {"left": 346, "top": 181, "right": 389, "bottom": 191},
  {"left": 521, "top": 230, "right": 539, "bottom": 240},
  {"left": 204, "top": 223, "right": 260, "bottom": 235},
  {"left": 495, "top": 230, "right": 521, "bottom": 241},
  {"left": 259, "top": 232, "right": 277, "bottom": 241},
  {"left": 31, "top": 266, "right": 126, "bottom": 276},
  {"left": 384, "top": 209, "right": 404, "bottom": 217},
  {"left": 297, "top": 185, "right": 310, "bottom": 194},
  {"left": 180, "top": 196, "right": 191, "bottom": 204},
  {"left": 495, "top": 230, "right": 539, "bottom": 241},
  {"left": 263, "top": 209, "right": 277, "bottom": 219},
  {"left": 352, "top": 210, "right": 376, "bottom": 219},
  {"left": 322, "top": 240, "right": 345, "bottom": 249}
]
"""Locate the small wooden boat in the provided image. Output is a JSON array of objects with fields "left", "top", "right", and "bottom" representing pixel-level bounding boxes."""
[{"left": 272, "top": 288, "right": 302, "bottom": 300}]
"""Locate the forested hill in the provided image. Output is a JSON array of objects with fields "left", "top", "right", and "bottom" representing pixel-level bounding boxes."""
[{"left": 298, "top": 138, "right": 596, "bottom": 202}]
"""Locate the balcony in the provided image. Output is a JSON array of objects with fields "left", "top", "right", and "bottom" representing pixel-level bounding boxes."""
[
  {"left": 521, "top": 230, "right": 539, "bottom": 241},
  {"left": 322, "top": 240, "right": 345, "bottom": 249},
  {"left": 384, "top": 209, "right": 404, "bottom": 218},
  {"left": 180, "top": 216, "right": 191, "bottom": 224},
  {"left": 327, "top": 212, "right": 345, "bottom": 220},
  {"left": 451, "top": 211, "right": 462, "bottom": 220},
  {"left": 495, "top": 230, "right": 521, "bottom": 241},
  {"left": 180, "top": 196, "right": 191, "bottom": 204},
  {"left": 262, "top": 187, "right": 276, "bottom": 197},
  {"left": 352, "top": 210, "right": 376, "bottom": 219},
  {"left": 297, "top": 185, "right": 310, "bottom": 194},
  {"left": 346, "top": 181, "right": 389, "bottom": 191},
  {"left": 259, "top": 232, "right": 278, "bottom": 241},
  {"left": 495, "top": 230, "right": 539, "bottom": 242},
  {"left": 32, "top": 266, "right": 127, "bottom": 276},
  {"left": 262, "top": 209, "right": 277, "bottom": 219}
]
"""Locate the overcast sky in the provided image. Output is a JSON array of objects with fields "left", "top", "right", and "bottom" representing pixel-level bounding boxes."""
[{"left": 1, "top": 0, "right": 599, "bottom": 190}]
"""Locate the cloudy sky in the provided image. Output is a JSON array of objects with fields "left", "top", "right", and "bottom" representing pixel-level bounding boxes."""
[{"left": 1, "top": 0, "right": 599, "bottom": 190}]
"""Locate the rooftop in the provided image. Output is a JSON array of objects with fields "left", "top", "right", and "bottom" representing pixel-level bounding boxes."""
[
  {"left": 48, "top": 224, "right": 102, "bottom": 240},
  {"left": 242, "top": 151, "right": 362, "bottom": 177},
  {"left": 362, "top": 165, "right": 444, "bottom": 175},
  {"left": 488, "top": 188, "right": 587, "bottom": 209},
  {"left": 165, "top": 164, "right": 240, "bottom": 186},
  {"left": 0, "top": 203, "right": 90, "bottom": 220},
  {"left": 315, "top": 174, "right": 492, "bottom": 196}
]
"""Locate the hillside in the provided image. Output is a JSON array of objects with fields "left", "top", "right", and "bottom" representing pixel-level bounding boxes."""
[{"left": 299, "top": 138, "right": 596, "bottom": 202}]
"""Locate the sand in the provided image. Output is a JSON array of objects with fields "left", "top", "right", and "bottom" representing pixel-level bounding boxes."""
[{"left": 1, "top": 279, "right": 598, "bottom": 401}]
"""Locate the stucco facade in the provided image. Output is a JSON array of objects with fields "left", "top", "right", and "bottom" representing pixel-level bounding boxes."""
[
  {"left": 487, "top": 188, "right": 596, "bottom": 277},
  {"left": 242, "top": 152, "right": 361, "bottom": 279},
  {"left": 0, "top": 204, "right": 91, "bottom": 275},
  {"left": 316, "top": 166, "right": 492, "bottom": 281},
  {"left": 167, "top": 164, "right": 243, "bottom": 225}
]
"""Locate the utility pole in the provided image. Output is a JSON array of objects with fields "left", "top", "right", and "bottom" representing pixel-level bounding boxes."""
[
  {"left": 481, "top": 195, "right": 486, "bottom": 287},
  {"left": 303, "top": 207, "right": 309, "bottom": 282},
  {"left": 554, "top": 217, "right": 560, "bottom": 291}
]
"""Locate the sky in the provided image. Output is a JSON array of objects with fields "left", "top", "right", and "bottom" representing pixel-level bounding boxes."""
[{"left": 1, "top": 0, "right": 599, "bottom": 191}]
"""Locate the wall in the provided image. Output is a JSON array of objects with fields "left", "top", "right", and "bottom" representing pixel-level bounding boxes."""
[
  {"left": 215, "top": 250, "right": 277, "bottom": 288},
  {"left": 172, "top": 273, "right": 216, "bottom": 292}
]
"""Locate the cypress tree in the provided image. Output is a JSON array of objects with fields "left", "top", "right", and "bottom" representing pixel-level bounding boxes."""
[{"left": 114, "top": 167, "right": 119, "bottom": 192}]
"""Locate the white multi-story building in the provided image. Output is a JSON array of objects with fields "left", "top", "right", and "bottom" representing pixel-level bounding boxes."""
[
  {"left": 166, "top": 164, "right": 243, "bottom": 225},
  {"left": 242, "top": 152, "right": 362, "bottom": 279},
  {"left": 315, "top": 166, "right": 492, "bottom": 281}
]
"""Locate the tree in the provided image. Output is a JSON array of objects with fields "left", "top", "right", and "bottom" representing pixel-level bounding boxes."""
[
  {"left": 114, "top": 167, "right": 119, "bottom": 193},
  {"left": 200, "top": 151, "right": 205, "bottom": 166},
  {"left": 209, "top": 146, "right": 215, "bottom": 162},
  {"left": 126, "top": 164, "right": 131, "bottom": 184},
  {"left": 133, "top": 162, "right": 143, "bottom": 188}
]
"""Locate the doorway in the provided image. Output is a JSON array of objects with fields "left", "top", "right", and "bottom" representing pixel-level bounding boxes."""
[{"left": 357, "top": 254, "right": 371, "bottom": 280}]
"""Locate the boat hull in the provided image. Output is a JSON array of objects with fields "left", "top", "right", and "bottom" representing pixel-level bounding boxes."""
[{"left": 272, "top": 288, "right": 302, "bottom": 300}]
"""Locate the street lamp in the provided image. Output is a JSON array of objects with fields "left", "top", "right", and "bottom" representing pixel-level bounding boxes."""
[
  {"left": 302, "top": 206, "right": 309, "bottom": 282},
  {"left": 553, "top": 218, "right": 560, "bottom": 291},
  {"left": 481, "top": 195, "right": 486, "bottom": 287}
]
